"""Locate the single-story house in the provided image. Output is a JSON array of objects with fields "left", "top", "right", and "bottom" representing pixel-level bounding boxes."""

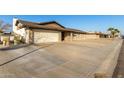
[
  {"left": 99, "top": 33, "right": 110, "bottom": 38},
  {"left": 13, "top": 18, "right": 101, "bottom": 44},
  {"left": 0, "top": 32, "right": 14, "bottom": 42}
]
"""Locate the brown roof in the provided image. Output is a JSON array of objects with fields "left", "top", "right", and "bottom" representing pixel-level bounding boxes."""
[
  {"left": 66, "top": 28, "right": 86, "bottom": 33},
  {"left": 16, "top": 19, "right": 86, "bottom": 33},
  {"left": 38, "top": 21, "right": 65, "bottom": 28}
]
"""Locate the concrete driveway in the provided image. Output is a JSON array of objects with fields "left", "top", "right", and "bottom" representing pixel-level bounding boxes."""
[{"left": 0, "top": 39, "right": 119, "bottom": 77}]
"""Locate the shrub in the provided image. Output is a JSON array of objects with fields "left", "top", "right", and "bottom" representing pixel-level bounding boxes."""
[
  {"left": 3, "top": 37, "right": 9, "bottom": 42},
  {"left": 14, "top": 35, "right": 20, "bottom": 41},
  {"left": 14, "top": 35, "right": 21, "bottom": 45}
]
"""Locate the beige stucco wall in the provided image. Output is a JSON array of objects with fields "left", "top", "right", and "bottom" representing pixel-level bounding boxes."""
[
  {"left": 83, "top": 34, "right": 100, "bottom": 39},
  {"left": 69, "top": 33, "right": 100, "bottom": 41},
  {"left": 64, "top": 32, "right": 100, "bottom": 41},
  {"left": 73, "top": 33, "right": 83, "bottom": 40}
]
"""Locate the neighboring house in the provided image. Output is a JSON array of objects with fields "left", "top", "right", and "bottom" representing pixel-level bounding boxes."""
[
  {"left": 114, "top": 32, "right": 121, "bottom": 38},
  {"left": 85, "top": 32, "right": 101, "bottom": 39},
  {"left": 106, "top": 30, "right": 121, "bottom": 38},
  {"left": 13, "top": 18, "right": 101, "bottom": 44},
  {"left": 0, "top": 32, "right": 14, "bottom": 42}
]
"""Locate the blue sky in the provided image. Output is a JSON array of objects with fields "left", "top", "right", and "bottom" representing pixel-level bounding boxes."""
[{"left": 0, "top": 15, "right": 124, "bottom": 34}]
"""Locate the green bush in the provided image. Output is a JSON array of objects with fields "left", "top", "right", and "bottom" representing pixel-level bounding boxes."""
[
  {"left": 14, "top": 36, "right": 21, "bottom": 44},
  {"left": 14, "top": 36, "right": 20, "bottom": 40}
]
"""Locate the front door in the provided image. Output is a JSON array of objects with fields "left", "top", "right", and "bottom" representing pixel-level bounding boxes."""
[{"left": 61, "top": 32, "right": 65, "bottom": 41}]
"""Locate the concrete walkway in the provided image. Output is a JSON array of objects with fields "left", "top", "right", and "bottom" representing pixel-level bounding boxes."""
[
  {"left": 0, "top": 39, "right": 121, "bottom": 78},
  {"left": 113, "top": 40, "right": 124, "bottom": 78}
]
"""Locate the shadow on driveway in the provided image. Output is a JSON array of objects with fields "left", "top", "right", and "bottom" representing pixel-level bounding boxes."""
[{"left": 0, "top": 44, "right": 54, "bottom": 67}]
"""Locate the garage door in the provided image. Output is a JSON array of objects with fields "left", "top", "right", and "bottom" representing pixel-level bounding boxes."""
[{"left": 34, "top": 31, "right": 60, "bottom": 43}]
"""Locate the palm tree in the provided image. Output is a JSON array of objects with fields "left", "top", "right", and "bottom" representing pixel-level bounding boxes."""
[
  {"left": 108, "top": 27, "right": 115, "bottom": 31},
  {"left": 114, "top": 29, "right": 120, "bottom": 37},
  {"left": 107, "top": 27, "right": 120, "bottom": 38},
  {"left": 0, "top": 20, "right": 11, "bottom": 33}
]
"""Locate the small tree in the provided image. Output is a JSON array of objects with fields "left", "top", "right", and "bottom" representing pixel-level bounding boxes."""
[
  {"left": 0, "top": 20, "right": 11, "bottom": 33},
  {"left": 107, "top": 27, "right": 120, "bottom": 38}
]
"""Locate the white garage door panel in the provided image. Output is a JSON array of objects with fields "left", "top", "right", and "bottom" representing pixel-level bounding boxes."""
[{"left": 34, "top": 32, "right": 59, "bottom": 43}]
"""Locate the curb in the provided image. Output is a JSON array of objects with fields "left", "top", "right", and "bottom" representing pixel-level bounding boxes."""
[
  {"left": 94, "top": 39, "right": 123, "bottom": 78},
  {"left": 0, "top": 44, "right": 31, "bottom": 50}
]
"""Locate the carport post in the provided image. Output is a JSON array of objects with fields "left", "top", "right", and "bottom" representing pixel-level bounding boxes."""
[
  {"left": 70, "top": 32, "right": 73, "bottom": 41},
  {"left": 25, "top": 29, "right": 30, "bottom": 44},
  {"left": 59, "top": 32, "right": 62, "bottom": 42}
]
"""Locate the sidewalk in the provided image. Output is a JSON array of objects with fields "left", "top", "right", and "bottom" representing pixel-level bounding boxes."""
[{"left": 113, "top": 40, "right": 124, "bottom": 78}]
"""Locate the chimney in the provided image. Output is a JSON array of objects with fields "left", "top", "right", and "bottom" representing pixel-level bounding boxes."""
[{"left": 13, "top": 17, "right": 18, "bottom": 33}]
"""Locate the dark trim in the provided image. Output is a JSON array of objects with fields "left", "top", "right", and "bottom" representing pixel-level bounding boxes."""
[
  {"left": 38, "top": 21, "right": 65, "bottom": 28},
  {"left": 16, "top": 19, "right": 86, "bottom": 34},
  {"left": 30, "top": 27, "right": 86, "bottom": 34}
]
